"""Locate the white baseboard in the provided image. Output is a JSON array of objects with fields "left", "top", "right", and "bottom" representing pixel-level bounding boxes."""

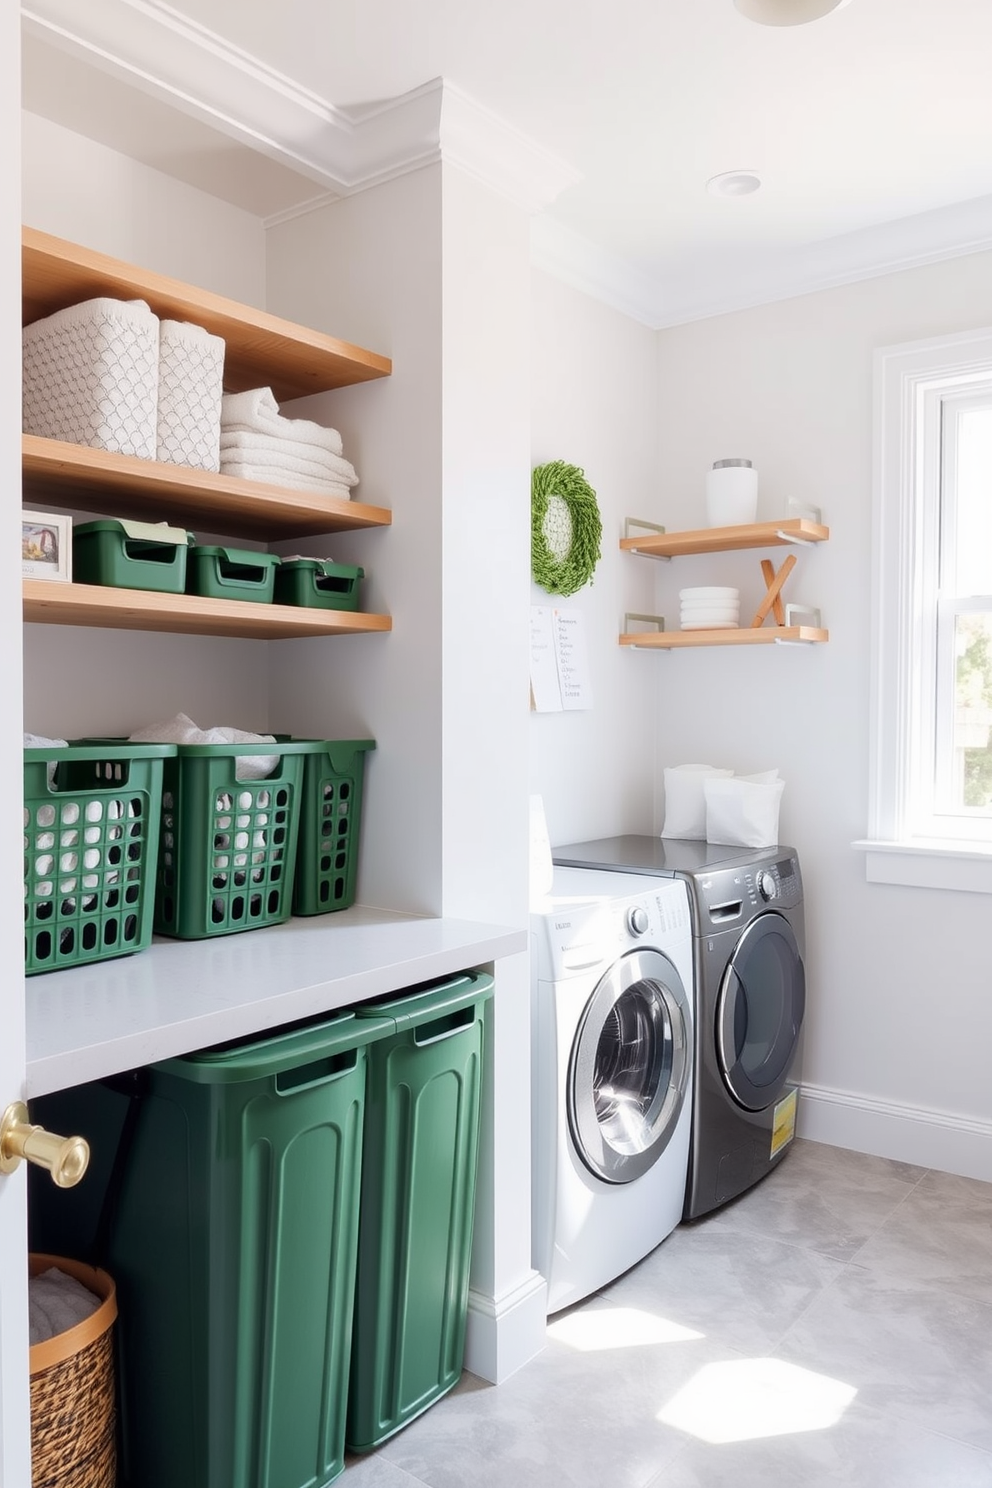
[
  {"left": 798, "top": 1083, "right": 992, "bottom": 1182},
  {"left": 463, "top": 1270, "right": 548, "bottom": 1384}
]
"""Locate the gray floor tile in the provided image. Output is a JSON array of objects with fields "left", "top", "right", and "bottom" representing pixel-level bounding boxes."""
[
  {"left": 698, "top": 1138, "right": 928, "bottom": 1261},
  {"left": 374, "top": 1314, "right": 737, "bottom": 1488},
  {"left": 853, "top": 1167, "right": 992, "bottom": 1303},
  {"left": 342, "top": 1454, "right": 430, "bottom": 1487},
  {"left": 775, "top": 1264, "right": 992, "bottom": 1451},
  {"left": 601, "top": 1220, "right": 844, "bottom": 1354},
  {"left": 349, "top": 1141, "right": 992, "bottom": 1488},
  {"left": 645, "top": 1401, "right": 992, "bottom": 1488}
]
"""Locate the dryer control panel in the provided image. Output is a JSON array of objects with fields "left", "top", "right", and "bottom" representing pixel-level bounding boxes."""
[{"left": 696, "top": 851, "right": 803, "bottom": 927}]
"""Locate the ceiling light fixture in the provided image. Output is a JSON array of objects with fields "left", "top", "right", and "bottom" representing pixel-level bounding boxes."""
[
  {"left": 707, "top": 170, "right": 762, "bottom": 198},
  {"left": 734, "top": 0, "right": 852, "bottom": 24}
]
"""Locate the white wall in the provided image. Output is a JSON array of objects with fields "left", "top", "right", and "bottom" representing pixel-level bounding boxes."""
[
  {"left": 266, "top": 163, "right": 543, "bottom": 1379},
  {"left": 22, "top": 113, "right": 274, "bottom": 739},
  {"left": 529, "top": 270, "right": 661, "bottom": 849},
  {"left": 264, "top": 169, "right": 445, "bottom": 917},
  {"left": 649, "top": 251, "right": 992, "bottom": 1179}
]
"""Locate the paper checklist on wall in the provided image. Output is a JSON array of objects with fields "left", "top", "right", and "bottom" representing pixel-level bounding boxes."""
[{"left": 530, "top": 606, "right": 593, "bottom": 712}]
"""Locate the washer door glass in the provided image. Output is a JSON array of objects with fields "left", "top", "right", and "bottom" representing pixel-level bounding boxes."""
[
  {"left": 568, "top": 948, "right": 690, "bottom": 1185},
  {"left": 717, "top": 911, "right": 806, "bottom": 1112}
]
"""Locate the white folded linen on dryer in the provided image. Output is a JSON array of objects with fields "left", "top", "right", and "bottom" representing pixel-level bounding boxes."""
[
  {"left": 219, "top": 432, "right": 359, "bottom": 487},
  {"left": 30, "top": 1267, "right": 100, "bottom": 1346},
  {"left": 128, "top": 712, "right": 280, "bottom": 780},
  {"left": 220, "top": 386, "right": 344, "bottom": 456}
]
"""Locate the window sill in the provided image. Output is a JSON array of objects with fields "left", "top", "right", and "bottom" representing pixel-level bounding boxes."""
[{"left": 853, "top": 838, "right": 992, "bottom": 893}]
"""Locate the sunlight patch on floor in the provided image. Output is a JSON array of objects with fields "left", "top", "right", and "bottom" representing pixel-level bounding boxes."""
[
  {"left": 548, "top": 1305, "right": 704, "bottom": 1351},
  {"left": 657, "top": 1357, "right": 857, "bottom": 1443}
]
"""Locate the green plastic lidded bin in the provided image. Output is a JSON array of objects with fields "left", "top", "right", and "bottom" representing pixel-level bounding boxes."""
[
  {"left": 104, "top": 1009, "right": 394, "bottom": 1488},
  {"left": 346, "top": 969, "right": 495, "bottom": 1453},
  {"left": 185, "top": 545, "right": 280, "bottom": 603},
  {"left": 73, "top": 518, "right": 193, "bottom": 593}
]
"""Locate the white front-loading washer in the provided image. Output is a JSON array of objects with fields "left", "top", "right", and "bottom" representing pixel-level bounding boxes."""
[{"left": 531, "top": 865, "right": 694, "bottom": 1314}]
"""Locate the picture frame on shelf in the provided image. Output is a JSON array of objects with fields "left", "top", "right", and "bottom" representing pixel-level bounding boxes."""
[{"left": 22, "top": 510, "right": 72, "bottom": 582}]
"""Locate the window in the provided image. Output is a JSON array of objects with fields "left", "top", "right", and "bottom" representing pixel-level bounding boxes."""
[{"left": 863, "top": 327, "right": 992, "bottom": 892}]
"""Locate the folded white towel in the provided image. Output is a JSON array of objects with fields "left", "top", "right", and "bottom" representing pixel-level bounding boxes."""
[
  {"left": 30, "top": 1267, "right": 100, "bottom": 1346},
  {"left": 219, "top": 462, "right": 353, "bottom": 499},
  {"left": 219, "top": 431, "right": 358, "bottom": 486},
  {"left": 24, "top": 733, "right": 68, "bottom": 749},
  {"left": 129, "top": 712, "right": 280, "bottom": 781},
  {"left": 220, "top": 387, "right": 344, "bottom": 457}
]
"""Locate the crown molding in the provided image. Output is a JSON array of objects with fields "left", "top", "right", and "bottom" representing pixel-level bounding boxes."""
[
  {"left": 533, "top": 194, "right": 992, "bottom": 330},
  {"left": 21, "top": 0, "right": 579, "bottom": 212}
]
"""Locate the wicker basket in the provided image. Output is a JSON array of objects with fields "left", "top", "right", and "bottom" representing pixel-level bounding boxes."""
[{"left": 29, "top": 1255, "right": 117, "bottom": 1488}]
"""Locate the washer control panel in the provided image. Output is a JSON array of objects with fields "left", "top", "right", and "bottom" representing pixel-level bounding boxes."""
[{"left": 533, "top": 867, "right": 692, "bottom": 981}]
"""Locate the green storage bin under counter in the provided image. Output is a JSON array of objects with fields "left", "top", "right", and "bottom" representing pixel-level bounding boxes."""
[
  {"left": 347, "top": 970, "right": 494, "bottom": 1453},
  {"left": 185, "top": 545, "right": 280, "bottom": 603},
  {"left": 94, "top": 1010, "right": 394, "bottom": 1488},
  {"left": 274, "top": 558, "right": 365, "bottom": 612},
  {"left": 73, "top": 518, "right": 192, "bottom": 593}
]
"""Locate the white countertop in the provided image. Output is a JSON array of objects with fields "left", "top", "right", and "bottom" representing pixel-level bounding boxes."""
[{"left": 26, "top": 905, "right": 527, "bottom": 1097}]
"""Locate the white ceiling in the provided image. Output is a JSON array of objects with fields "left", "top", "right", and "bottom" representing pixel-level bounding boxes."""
[{"left": 20, "top": 0, "right": 992, "bottom": 326}]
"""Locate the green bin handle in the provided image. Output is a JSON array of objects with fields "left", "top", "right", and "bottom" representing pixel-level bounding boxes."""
[
  {"left": 156, "top": 1010, "right": 395, "bottom": 1084},
  {"left": 354, "top": 970, "right": 494, "bottom": 1035}
]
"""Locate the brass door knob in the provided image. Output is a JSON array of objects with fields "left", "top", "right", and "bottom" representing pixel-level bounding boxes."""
[{"left": 0, "top": 1102, "right": 90, "bottom": 1188}]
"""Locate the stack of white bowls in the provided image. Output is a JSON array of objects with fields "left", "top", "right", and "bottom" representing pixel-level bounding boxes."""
[{"left": 680, "top": 586, "right": 740, "bottom": 630}]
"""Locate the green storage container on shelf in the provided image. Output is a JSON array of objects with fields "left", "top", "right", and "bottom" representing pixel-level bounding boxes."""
[
  {"left": 346, "top": 969, "right": 494, "bottom": 1453},
  {"left": 55, "top": 1010, "right": 395, "bottom": 1488},
  {"left": 23, "top": 742, "right": 175, "bottom": 975},
  {"left": 153, "top": 739, "right": 323, "bottom": 939},
  {"left": 292, "top": 738, "right": 375, "bottom": 916},
  {"left": 73, "top": 519, "right": 193, "bottom": 593},
  {"left": 274, "top": 558, "right": 365, "bottom": 612},
  {"left": 185, "top": 545, "right": 280, "bottom": 603}
]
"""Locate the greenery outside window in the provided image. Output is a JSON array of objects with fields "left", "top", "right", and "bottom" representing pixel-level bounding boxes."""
[{"left": 860, "top": 327, "right": 992, "bottom": 892}]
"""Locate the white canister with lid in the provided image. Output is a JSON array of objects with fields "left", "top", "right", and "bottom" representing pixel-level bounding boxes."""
[{"left": 706, "top": 458, "right": 758, "bottom": 527}]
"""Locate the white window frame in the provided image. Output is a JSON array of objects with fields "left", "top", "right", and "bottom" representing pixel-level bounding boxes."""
[{"left": 858, "top": 326, "right": 992, "bottom": 894}]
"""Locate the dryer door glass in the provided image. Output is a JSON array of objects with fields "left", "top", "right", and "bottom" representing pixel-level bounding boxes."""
[
  {"left": 717, "top": 911, "right": 806, "bottom": 1112},
  {"left": 568, "top": 948, "right": 690, "bottom": 1184}
]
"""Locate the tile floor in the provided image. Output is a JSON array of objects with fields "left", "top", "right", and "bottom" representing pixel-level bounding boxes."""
[{"left": 343, "top": 1139, "right": 992, "bottom": 1487}]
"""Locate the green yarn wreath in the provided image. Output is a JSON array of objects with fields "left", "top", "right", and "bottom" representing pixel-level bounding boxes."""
[{"left": 531, "top": 460, "right": 602, "bottom": 597}]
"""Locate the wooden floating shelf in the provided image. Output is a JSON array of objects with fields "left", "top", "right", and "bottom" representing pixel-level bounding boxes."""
[
  {"left": 620, "top": 625, "right": 829, "bottom": 650},
  {"left": 22, "top": 436, "right": 392, "bottom": 541},
  {"left": 23, "top": 227, "right": 391, "bottom": 399},
  {"left": 23, "top": 580, "right": 393, "bottom": 641},
  {"left": 620, "top": 517, "right": 830, "bottom": 559}
]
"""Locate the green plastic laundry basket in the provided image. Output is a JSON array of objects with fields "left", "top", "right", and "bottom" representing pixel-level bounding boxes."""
[
  {"left": 154, "top": 739, "right": 323, "bottom": 939},
  {"left": 23, "top": 742, "right": 174, "bottom": 975},
  {"left": 57, "top": 1010, "right": 394, "bottom": 1488},
  {"left": 346, "top": 970, "right": 494, "bottom": 1452},
  {"left": 292, "top": 739, "right": 375, "bottom": 916}
]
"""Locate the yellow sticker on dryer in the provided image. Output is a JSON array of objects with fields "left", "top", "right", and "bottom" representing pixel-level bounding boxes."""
[{"left": 770, "top": 1087, "right": 797, "bottom": 1158}]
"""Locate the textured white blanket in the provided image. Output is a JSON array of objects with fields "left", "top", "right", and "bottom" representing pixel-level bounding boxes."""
[
  {"left": 219, "top": 432, "right": 358, "bottom": 486},
  {"left": 219, "top": 462, "right": 353, "bottom": 499},
  {"left": 220, "top": 386, "right": 344, "bottom": 456}
]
